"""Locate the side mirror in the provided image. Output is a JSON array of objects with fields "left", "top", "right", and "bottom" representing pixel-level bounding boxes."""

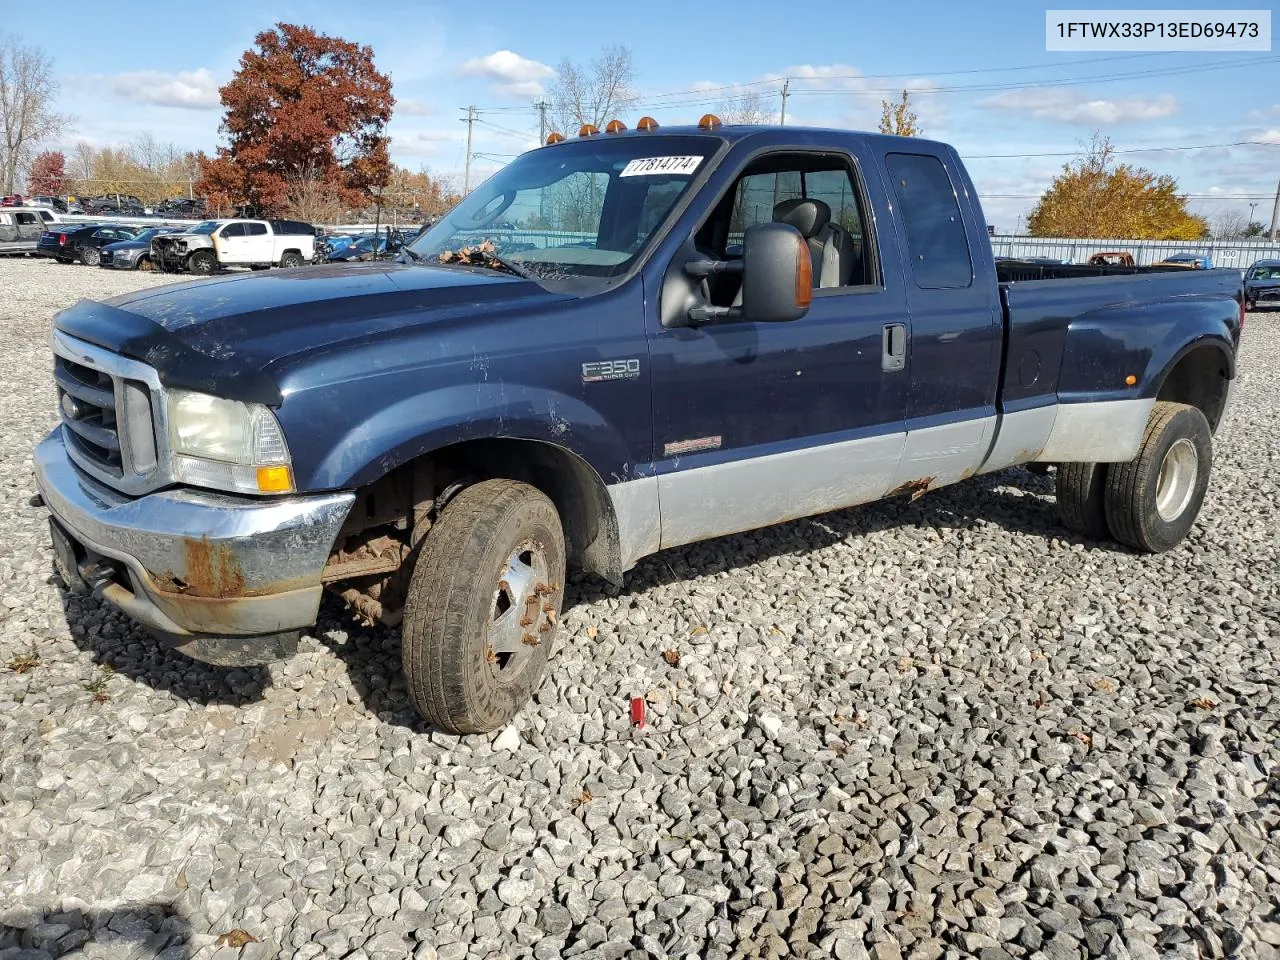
[
  {"left": 741, "top": 222, "right": 812, "bottom": 322},
  {"left": 682, "top": 222, "right": 813, "bottom": 325}
]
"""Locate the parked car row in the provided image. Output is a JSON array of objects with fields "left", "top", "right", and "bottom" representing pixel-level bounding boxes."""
[{"left": 316, "top": 228, "right": 409, "bottom": 262}]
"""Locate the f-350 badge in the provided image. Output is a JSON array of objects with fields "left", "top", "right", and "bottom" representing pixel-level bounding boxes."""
[{"left": 581, "top": 359, "right": 641, "bottom": 383}]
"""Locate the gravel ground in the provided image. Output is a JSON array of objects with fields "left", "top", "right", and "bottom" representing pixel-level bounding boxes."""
[{"left": 0, "top": 256, "right": 1278, "bottom": 960}]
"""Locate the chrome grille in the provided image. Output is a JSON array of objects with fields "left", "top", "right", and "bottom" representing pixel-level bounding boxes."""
[
  {"left": 55, "top": 356, "right": 124, "bottom": 475},
  {"left": 52, "top": 331, "right": 169, "bottom": 495}
]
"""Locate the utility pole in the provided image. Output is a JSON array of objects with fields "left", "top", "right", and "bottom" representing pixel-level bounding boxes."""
[
  {"left": 536, "top": 100, "right": 550, "bottom": 143},
  {"left": 1269, "top": 178, "right": 1280, "bottom": 243},
  {"left": 779, "top": 78, "right": 790, "bottom": 126},
  {"left": 462, "top": 105, "right": 477, "bottom": 195}
]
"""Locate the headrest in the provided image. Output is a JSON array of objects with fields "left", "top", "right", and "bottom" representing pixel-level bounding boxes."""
[{"left": 772, "top": 198, "right": 831, "bottom": 238}]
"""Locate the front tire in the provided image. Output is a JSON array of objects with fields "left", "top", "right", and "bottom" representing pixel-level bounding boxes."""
[
  {"left": 80, "top": 247, "right": 100, "bottom": 266},
  {"left": 1104, "top": 402, "right": 1212, "bottom": 553},
  {"left": 189, "top": 251, "right": 216, "bottom": 275},
  {"left": 137, "top": 257, "right": 153, "bottom": 272},
  {"left": 401, "top": 479, "right": 565, "bottom": 733}
]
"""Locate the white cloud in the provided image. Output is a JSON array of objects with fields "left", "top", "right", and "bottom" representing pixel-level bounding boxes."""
[
  {"left": 396, "top": 98, "right": 433, "bottom": 117},
  {"left": 106, "top": 68, "right": 220, "bottom": 110},
  {"left": 457, "top": 50, "right": 554, "bottom": 98},
  {"left": 390, "top": 129, "right": 461, "bottom": 157},
  {"left": 978, "top": 89, "right": 1178, "bottom": 125},
  {"left": 1257, "top": 128, "right": 1280, "bottom": 143}
]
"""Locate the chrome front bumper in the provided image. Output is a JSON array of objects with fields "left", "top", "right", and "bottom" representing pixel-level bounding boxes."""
[{"left": 35, "top": 428, "right": 354, "bottom": 664}]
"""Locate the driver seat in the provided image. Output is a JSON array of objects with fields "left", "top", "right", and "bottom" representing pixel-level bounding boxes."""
[{"left": 771, "top": 198, "right": 854, "bottom": 288}]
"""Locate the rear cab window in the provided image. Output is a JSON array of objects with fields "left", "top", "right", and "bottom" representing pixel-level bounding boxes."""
[{"left": 885, "top": 153, "right": 973, "bottom": 289}]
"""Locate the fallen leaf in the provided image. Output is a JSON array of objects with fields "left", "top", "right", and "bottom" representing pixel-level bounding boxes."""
[
  {"left": 586, "top": 625, "right": 598, "bottom": 639},
  {"left": 662, "top": 649, "right": 681, "bottom": 666},
  {"left": 1189, "top": 697, "right": 1217, "bottom": 711},
  {"left": 1068, "top": 730, "right": 1093, "bottom": 748},
  {"left": 1092, "top": 677, "right": 1117, "bottom": 693},
  {"left": 215, "top": 930, "right": 260, "bottom": 948},
  {"left": 690, "top": 625, "right": 709, "bottom": 637},
  {"left": 571, "top": 788, "right": 592, "bottom": 808}
]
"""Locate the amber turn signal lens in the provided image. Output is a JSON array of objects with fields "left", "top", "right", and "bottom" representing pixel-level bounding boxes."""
[
  {"left": 605, "top": 119, "right": 627, "bottom": 134},
  {"left": 1125, "top": 374, "right": 1137, "bottom": 386},
  {"left": 545, "top": 131, "right": 565, "bottom": 145},
  {"left": 578, "top": 123, "right": 600, "bottom": 137},
  {"left": 636, "top": 116, "right": 659, "bottom": 131},
  {"left": 698, "top": 113, "right": 722, "bottom": 130},
  {"left": 794, "top": 235, "right": 813, "bottom": 309},
  {"left": 256, "top": 465, "right": 294, "bottom": 493}
]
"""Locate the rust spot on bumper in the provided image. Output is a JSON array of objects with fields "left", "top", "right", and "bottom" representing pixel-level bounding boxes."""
[{"left": 182, "top": 536, "right": 247, "bottom": 598}]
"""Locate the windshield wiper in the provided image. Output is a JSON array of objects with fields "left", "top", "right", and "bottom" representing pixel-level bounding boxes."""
[
  {"left": 434, "top": 241, "right": 535, "bottom": 280},
  {"left": 400, "top": 246, "right": 423, "bottom": 262}
]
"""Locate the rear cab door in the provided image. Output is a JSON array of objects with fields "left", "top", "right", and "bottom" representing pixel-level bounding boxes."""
[
  {"left": 874, "top": 144, "right": 1004, "bottom": 489},
  {"left": 242, "top": 221, "right": 274, "bottom": 262}
]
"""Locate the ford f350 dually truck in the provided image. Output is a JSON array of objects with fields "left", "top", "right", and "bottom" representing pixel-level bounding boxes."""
[{"left": 35, "top": 119, "right": 1243, "bottom": 733}]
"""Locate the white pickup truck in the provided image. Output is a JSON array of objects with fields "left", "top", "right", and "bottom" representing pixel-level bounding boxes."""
[{"left": 151, "top": 218, "right": 316, "bottom": 274}]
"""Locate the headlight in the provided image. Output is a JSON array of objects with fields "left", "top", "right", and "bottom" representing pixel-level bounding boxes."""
[{"left": 166, "top": 390, "right": 294, "bottom": 495}]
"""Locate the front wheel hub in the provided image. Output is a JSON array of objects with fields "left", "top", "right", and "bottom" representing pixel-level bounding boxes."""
[{"left": 487, "top": 540, "right": 556, "bottom": 681}]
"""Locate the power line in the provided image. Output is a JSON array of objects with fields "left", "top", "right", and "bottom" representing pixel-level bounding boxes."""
[
  {"left": 964, "top": 140, "right": 1278, "bottom": 159},
  {"left": 629, "top": 55, "right": 1279, "bottom": 111}
]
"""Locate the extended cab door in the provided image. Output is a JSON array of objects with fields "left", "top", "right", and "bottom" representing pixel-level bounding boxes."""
[
  {"left": 878, "top": 148, "right": 1003, "bottom": 490},
  {"left": 647, "top": 141, "right": 909, "bottom": 550}
]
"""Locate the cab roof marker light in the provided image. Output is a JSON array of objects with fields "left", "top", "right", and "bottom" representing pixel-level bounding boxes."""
[
  {"left": 636, "top": 116, "right": 659, "bottom": 132},
  {"left": 577, "top": 124, "right": 599, "bottom": 137},
  {"left": 605, "top": 119, "right": 627, "bottom": 134},
  {"left": 698, "top": 114, "right": 722, "bottom": 130},
  {"left": 545, "top": 131, "right": 565, "bottom": 145}
]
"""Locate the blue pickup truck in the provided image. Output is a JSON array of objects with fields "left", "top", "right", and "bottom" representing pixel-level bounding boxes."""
[{"left": 35, "top": 120, "right": 1244, "bottom": 732}]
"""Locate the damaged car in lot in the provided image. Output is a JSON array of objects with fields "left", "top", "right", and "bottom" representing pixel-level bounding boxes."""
[
  {"left": 99, "top": 227, "right": 181, "bottom": 271},
  {"left": 35, "top": 121, "right": 1243, "bottom": 733},
  {"left": 151, "top": 218, "right": 316, "bottom": 274}
]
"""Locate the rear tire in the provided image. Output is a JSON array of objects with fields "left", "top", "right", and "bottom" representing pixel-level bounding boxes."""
[
  {"left": 401, "top": 479, "right": 565, "bottom": 734},
  {"left": 279, "top": 251, "right": 304, "bottom": 268},
  {"left": 79, "top": 247, "right": 100, "bottom": 266},
  {"left": 189, "top": 251, "right": 216, "bottom": 275},
  {"left": 1056, "top": 462, "right": 1110, "bottom": 540},
  {"left": 1104, "top": 402, "right": 1212, "bottom": 553}
]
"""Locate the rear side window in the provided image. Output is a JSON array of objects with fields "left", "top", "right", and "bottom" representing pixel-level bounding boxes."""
[
  {"left": 245, "top": 223, "right": 268, "bottom": 236},
  {"left": 886, "top": 153, "right": 972, "bottom": 289}
]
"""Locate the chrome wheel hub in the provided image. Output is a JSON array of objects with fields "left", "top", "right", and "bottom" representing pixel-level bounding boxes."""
[
  {"left": 1155, "top": 438, "right": 1198, "bottom": 522},
  {"left": 487, "top": 540, "right": 556, "bottom": 679}
]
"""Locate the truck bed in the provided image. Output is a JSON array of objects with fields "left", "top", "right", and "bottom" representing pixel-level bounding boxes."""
[{"left": 995, "top": 259, "right": 1207, "bottom": 283}]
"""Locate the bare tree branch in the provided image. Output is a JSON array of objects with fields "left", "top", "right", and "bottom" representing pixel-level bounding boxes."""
[
  {"left": 717, "top": 91, "right": 776, "bottom": 125},
  {"left": 549, "top": 44, "right": 637, "bottom": 134},
  {"left": 0, "top": 33, "right": 67, "bottom": 194}
]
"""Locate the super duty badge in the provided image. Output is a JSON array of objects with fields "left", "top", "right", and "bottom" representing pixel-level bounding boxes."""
[{"left": 582, "top": 359, "right": 640, "bottom": 383}]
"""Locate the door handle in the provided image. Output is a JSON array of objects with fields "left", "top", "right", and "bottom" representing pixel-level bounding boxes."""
[{"left": 882, "top": 323, "right": 907, "bottom": 372}]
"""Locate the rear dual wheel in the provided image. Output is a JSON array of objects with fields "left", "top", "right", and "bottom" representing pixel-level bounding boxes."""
[{"left": 1055, "top": 401, "right": 1211, "bottom": 552}]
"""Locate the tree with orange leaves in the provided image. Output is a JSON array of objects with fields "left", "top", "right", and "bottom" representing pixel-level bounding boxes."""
[{"left": 198, "top": 23, "right": 394, "bottom": 217}]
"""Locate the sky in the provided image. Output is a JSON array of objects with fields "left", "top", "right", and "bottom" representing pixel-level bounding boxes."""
[{"left": 11, "top": 0, "right": 1280, "bottom": 232}]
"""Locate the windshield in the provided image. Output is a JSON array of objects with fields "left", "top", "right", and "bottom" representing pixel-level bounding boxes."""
[
  {"left": 1249, "top": 264, "right": 1280, "bottom": 280},
  {"left": 407, "top": 135, "right": 719, "bottom": 287},
  {"left": 133, "top": 228, "right": 161, "bottom": 242},
  {"left": 189, "top": 221, "right": 218, "bottom": 235}
]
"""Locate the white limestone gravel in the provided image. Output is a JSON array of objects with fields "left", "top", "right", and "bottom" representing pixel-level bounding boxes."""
[{"left": 0, "top": 257, "right": 1277, "bottom": 959}]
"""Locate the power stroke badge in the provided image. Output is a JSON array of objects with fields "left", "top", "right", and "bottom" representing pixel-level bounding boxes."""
[{"left": 581, "top": 359, "right": 641, "bottom": 383}]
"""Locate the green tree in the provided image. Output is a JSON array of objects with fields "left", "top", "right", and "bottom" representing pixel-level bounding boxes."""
[
  {"left": 878, "top": 89, "right": 921, "bottom": 137},
  {"left": 1027, "top": 134, "right": 1207, "bottom": 240}
]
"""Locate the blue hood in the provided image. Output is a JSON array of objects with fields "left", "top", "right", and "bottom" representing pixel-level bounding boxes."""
[{"left": 53, "top": 262, "right": 571, "bottom": 404}]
